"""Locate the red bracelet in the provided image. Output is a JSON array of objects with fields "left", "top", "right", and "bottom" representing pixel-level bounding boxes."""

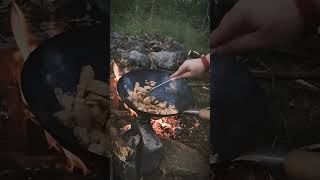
[
  {"left": 295, "top": 0, "right": 320, "bottom": 27},
  {"left": 200, "top": 55, "right": 210, "bottom": 72}
]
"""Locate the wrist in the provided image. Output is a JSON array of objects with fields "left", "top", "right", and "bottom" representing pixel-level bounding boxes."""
[{"left": 200, "top": 54, "right": 210, "bottom": 72}]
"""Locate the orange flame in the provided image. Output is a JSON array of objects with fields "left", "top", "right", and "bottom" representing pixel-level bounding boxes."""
[
  {"left": 44, "top": 130, "right": 90, "bottom": 175},
  {"left": 62, "top": 148, "right": 90, "bottom": 176},
  {"left": 44, "top": 130, "right": 62, "bottom": 153},
  {"left": 112, "top": 61, "right": 121, "bottom": 81},
  {"left": 112, "top": 61, "right": 138, "bottom": 117},
  {"left": 10, "top": 0, "right": 37, "bottom": 106},
  {"left": 10, "top": 1, "right": 89, "bottom": 176},
  {"left": 124, "top": 103, "right": 138, "bottom": 117},
  {"left": 10, "top": 0, "right": 35, "bottom": 60}
]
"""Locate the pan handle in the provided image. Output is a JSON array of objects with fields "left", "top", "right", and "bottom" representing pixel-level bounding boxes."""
[{"left": 183, "top": 107, "right": 210, "bottom": 121}]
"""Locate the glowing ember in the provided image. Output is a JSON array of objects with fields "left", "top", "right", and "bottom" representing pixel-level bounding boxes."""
[{"left": 151, "top": 117, "right": 181, "bottom": 138}]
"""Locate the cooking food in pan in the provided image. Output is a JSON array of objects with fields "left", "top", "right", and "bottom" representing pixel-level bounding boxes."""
[
  {"left": 127, "top": 80, "right": 178, "bottom": 115},
  {"left": 53, "top": 65, "right": 109, "bottom": 156}
]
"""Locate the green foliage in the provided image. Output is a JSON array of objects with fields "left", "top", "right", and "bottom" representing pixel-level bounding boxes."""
[{"left": 111, "top": 0, "right": 209, "bottom": 53}]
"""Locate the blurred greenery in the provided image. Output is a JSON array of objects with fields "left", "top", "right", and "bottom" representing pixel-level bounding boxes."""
[{"left": 111, "top": 0, "right": 210, "bottom": 53}]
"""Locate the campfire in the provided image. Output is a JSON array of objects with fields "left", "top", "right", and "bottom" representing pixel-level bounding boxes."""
[
  {"left": 110, "top": 57, "right": 210, "bottom": 179},
  {"left": 111, "top": 61, "right": 182, "bottom": 138},
  {"left": 0, "top": 1, "right": 95, "bottom": 177}
]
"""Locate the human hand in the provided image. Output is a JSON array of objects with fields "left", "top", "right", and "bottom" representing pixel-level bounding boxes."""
[
  {"left": 211, "top": 0, "right": 304, "bottom": 55},
  {"left": 170, "top": 58, "right": 206, "bottom": 79}
]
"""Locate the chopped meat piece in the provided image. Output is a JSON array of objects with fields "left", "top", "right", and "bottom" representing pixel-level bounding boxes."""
[
  {"left": 136, "top": 87, "right": 147, "bottom": 93},
  {"left": 53, "top": 110, "right": 74, "bottom": 127},
  {"left": 86, "top": 93, "right": 105, "bottom": 101},
  {"left": 127, "top": 80, "right": 178, "bottom": 115},
  {"left": 90, "top": 104, "right": 107, "bottom": 126},
  {"left": 59, "top": 94, "right": 74, "bottom": 110},
  {"left": 87, "top": 80, "right": 109, "bottom": 97},
  {"left": 73, "top": 98, "right": 86, "bottom": 111},
  {"left": 159, "top": 101, "right": 167, "bottom": 109},
  {"left": 72, "top": 108, "right": 92, "bottom": 128},
  {"left": 53, "top": 65, "right": 109, "bottom": 158},
  {"left": 150, "top": 81, "right": 156, "bottom": 86},
  {"left": 143, "top": 96, "right": 152, "bottom": 104},
  {"left": 77, "top": 65, "right": 94, "bottom": 98}
]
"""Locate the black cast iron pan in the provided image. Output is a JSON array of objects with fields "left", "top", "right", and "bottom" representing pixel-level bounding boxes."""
[
  {"left": 21, "top": 24, "right": 109, "bottom": 160},
  {"left": 117, "top": 70, "right": 195, "bottom": 118}
]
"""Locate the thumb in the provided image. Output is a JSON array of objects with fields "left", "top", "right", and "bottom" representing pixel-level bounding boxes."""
[{"left": 170, "top": 63, "right": 188, "bottom": 78}]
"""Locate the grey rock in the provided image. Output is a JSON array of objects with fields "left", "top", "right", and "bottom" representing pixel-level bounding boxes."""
[
  {"left": 117, "top": 49, "right": 130, "bottom": 60},
  {"left": 144, "top": 138, "right": 210, "bottom": 180},
  {"left": 170, "top": 40, "right": 185, "bottom": 52},
  {"left": 163, "top": 37, "right": 185, "bottom": 52},
  {"left": 128, "top": 51, "right": 150, "bottom": 68},
  {"left": 149, "top": 51, "right": 186, "bottom": 70},
  {"left": 127, "top": 38, "right": 146, "bottom": 53},
  {"left": 160, "top": 139, "right": 209, "bottom": 179}
]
